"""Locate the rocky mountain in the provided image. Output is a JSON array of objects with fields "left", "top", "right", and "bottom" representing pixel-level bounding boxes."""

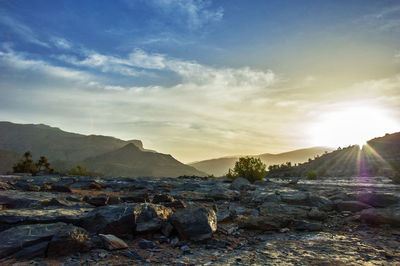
[
  {"left": 81, "top": 143, "right": 204, "bottom": 177},
  {"left": 0, "top": 121, "right": 204, "bottom": 177},
  {"left": 0, "top": 150, "right": 21, "bottom": 174},
  {"left": 190, "top": 147, "right": 332, "bottom": 176}
]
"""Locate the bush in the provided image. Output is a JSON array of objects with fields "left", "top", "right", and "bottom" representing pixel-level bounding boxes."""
[
  {"left": 67, "top": 165, "right": 91, "bottom": 176},
  {"left": 13, "top": 151, "right": 53, "bottom": 175},
  {"left": 226, "top": 156, "right": 266, "bottom": 183},
  {"left": 306, "top": 170, "right": 318, "bottom": 180}
]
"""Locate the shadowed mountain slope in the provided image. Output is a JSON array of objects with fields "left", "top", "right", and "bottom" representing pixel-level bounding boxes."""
[{"left": 0, "top": 149, "right": 22, "bottom": 174}]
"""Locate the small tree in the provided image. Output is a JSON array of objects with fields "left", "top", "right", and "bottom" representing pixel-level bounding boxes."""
[
  {"left": 67, "top": 165, "right": 90, "bottom": 176},
  {"left": 13, "top": 151, "right": 53, "bottom": 175},
  {"left": 306, "top": 170, "right": 318, "bottom": 180},
  {"left": 226, "top": 156, "right": 266, "bottom": 183}
]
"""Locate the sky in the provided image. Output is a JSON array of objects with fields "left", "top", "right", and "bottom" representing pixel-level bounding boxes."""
[{"left": 1, "top": 0, "right": 400, "bottom": 163}]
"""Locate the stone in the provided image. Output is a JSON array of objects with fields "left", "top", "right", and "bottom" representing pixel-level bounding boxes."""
[
  {"left": 152, "top": 193, "right": 174, "bottom": 203},
  {"left": 336, "top": 201, "right": 372, "bottom": 212},
  {"left": 138, "top": 239, "right": 155, "bottom": 249},
  {"left": 258, "top": 202, "right": 309, "bottom": 219},
  {"left": 161, "top": 221, "right": 174, "bottom": 237},
  {"left": 81, "top": 204, "right": 136, "bottom": 237},
  {"left": 165, "top": 199, "right": 187, "bottom": 209},
  {"left": 293, "top": 220, "right": 322, "bottom": 231},
  {"left": 88, "top": 181, "right": 102, "bottom": 190},
  {"left": 99, "top": 234, "right": 128, "bottom": 250},
  {"left": 355, "top": 192, "right": 399, "bottom": 208},
  {"left": 13, "top": 241, "right": 49, "bottom": 260},
  {"left": 308, "top": 207, "right": 327, "bottom": 221},
  {"left": 85, "top": 195, "right": 109, "bottom": 207},
  {"left": 0, "top": 222, "right": 91, "bottom": 259},
  {"left": 170, "top": 206, "right": 217, "bottom": 241},
  {"left": 180, "top": 245, "right": 191, "bottom": 254},
  {"left": 237, "top": 215, "right": 289, "bottom": 231},
  {"left": 360, "top": 206, "right": 400, "bottom": 227},
  {"left": 280, "top": 192, "right": 310, "bottom": 205},
  {"left": 230, "top": 177, "right": 250, "bottom": 191},
  {"left": 134, "top": 203, "right": 172, "bottom": 233},
  {"left": 122, "top": 250, "right": 142, "bottom": 260}
]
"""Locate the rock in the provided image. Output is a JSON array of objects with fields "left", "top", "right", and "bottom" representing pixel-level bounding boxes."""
[
  {"left": 0, "top": 191, "right": 45, "bottom": 208},
  {"left": 230, "top": 177, "right": 250, "bottom": 191},
  {"left": 27, "top": 185, "right": 41, "bottom": 191},
  {"left": 47, "top": 224, "right": 93, "bottom": 257},
  {"left": 152, "top": 194, "right": 174, "bottom": 203},
  {"left": 293, "top": 220, "right": 322, "bottom": 231},
  {"left": 280, "top": 192, "right": 310, "bottom": 205},
  {"left": 355, "top": 192, "right": 399, "bottom": 208},
  {"left": 85, "top": 195, "right": 109, "bottom": 207},
  {"left": 161, "top": 222, "right": 174, "bottom": 237},
  {"left": 81, "top": 204, "right": 136, "bottom": 237},
  {"left": 138, "top": 239, "right": 155, "bottom": 249},
  {"left": 216, "top": 210, "right": 231, "bottom": 222},
  {"left": 258, "top": 202, "right": 309, "bottom": 219},
  {"left": 360, "top": 206, "right": 400, "bottom": 227},
  {"left": 180, "top": 245, "right": 191, "bottom": 254},
  {"left": 107, "top": 196, "right": 121, "bottom": 205},
  {"left": 12, "top": 241, "right": 49, "bottom": 260},
  {"left": 88, "top": 181, "right": 103, "bottom": 190},
  {"left": 0, "top": 222, "right": 91, "bottom": 259},
  {"left": 336, "top": 201, "right": 372, "bottom": 212},
  {"left": 170, "top": 206, "right": 217, "bottom": 241},
  {"left": 120, "top": 189, "right": 150, "bottom": 203},
  {"left": 49, "top": 185, "right": 72, "bottom": 193},
  {"left": 122, "top": 250, "right": 142, "bottom": 260},
  {"left": 134, "top": 203, "right": 173, "bottom": 233},
  {"left": 99, "top": 234, "right": 128, "bottom": 250},
  {"left": 91, "top": 249, "right": 111, "bottom": 260},
  {"left": 165, "top": 199, "right": 187, "bottom": 209},
  {"left": 207, "top": 188, "right": 239, "bottom": 201},
  {"left": 308, "top": 207, "right": 327, "bottom": 221},
  {"left": 237, "top": 215, "right": 289, "bottom": 231}
]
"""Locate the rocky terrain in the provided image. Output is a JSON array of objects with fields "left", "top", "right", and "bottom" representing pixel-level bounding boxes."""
[{"left": 0, "top": 174, "right": 399, "bottom": 265}]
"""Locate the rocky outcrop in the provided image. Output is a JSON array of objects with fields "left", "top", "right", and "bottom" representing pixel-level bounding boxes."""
[{"left": 134, "top": 203, "right": 173, "bottom": 233}]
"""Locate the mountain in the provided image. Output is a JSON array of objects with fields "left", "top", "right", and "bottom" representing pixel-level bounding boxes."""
[
  {"left": 267, "top": 132, "right": 400, "bottom": 178},
  {"left": 189, "top": 147, "right": 332, "bottom": 176},
  {"left": 0, "top": 121, "right": 204, "bottom": 177},
  {"left": 81, "top": 143, "right": 204, "bottom": 177},
  {"left": 0, "top": 149, "right": 22, "bottom": 174}
]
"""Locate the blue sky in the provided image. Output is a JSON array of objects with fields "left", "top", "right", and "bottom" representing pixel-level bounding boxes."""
[{"left": 1, "top": 0, "right": 400, "bottom": 162}]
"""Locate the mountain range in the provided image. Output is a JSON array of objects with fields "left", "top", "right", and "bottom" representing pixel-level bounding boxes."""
[
  {"left": 0, "top": 121, "right": 204, "bottom": 177},
  {"left": 189, "top": 147, "right": 333, "bottom": 176}
]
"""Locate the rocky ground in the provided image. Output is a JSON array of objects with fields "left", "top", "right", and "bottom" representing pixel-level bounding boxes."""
[{"left": 0, "top": 174, "right": 399, "bottom": 265}]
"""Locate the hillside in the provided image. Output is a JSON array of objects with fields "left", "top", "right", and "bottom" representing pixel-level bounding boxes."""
[
  {"left": 267, "top": 132, "right": 400, "bottom": 178},
  {"left": 0, "top": 150, "right": 22, "bottom": 174},
  {"left": 82, "top": 143, "right": 205, "bottom": 177},
  {"left": 0, "top": 121, "right": 204, "bottom": 177},
  {"left": 190, "top": 147, "right": 332, "bottom": 176}
]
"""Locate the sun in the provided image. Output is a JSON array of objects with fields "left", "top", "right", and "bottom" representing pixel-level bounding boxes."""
[{"left": 309, "top": 105, "right": 399, "bottom": 148}]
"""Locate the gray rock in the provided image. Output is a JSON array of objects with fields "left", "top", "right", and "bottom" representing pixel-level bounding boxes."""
[
  {"left": 170, "top": 206, "right": 217, "bottom": 241},
  {"left": 81, "top": 204, "right": 136, "bottom": 237},
  {"left": 237, "top": 215, "right": 289, "bottom": 231},
  {"left": 308, "top": 207, "right": 327, "bottom": 221},
  {"left": 360, "top": 206, "right": 400, "bottom": 227},
  {"left": 355, "top": 192, "right": 400, "bottom": 208},
  {"left": 293, "top": 220, "right": 322, "bottom": 231},
  {"left": 99, "top": 234, "right": 128, "bottom": 250},
  {"left": 259, "top": 202, "right": 309, "bottom": 218},
  {"left": 230, "top": 177, "right": 250, "bottom": 191},
  {"left": 138, "top": 239, "right": 154, "bottom": 249},
  {"left": 13, "top": 241, "right": 49, "bottom": 260},
  {"left": 152, "top": 194, "right": 174, "bottom": 203},
  {"left": 122, "top": 250, "right": 142, "bottom": 260},
  {"left": 336, "top": 201, "right": 372, "bottom": 212},
  {"left": 134, "top": 203, "right": 173, "bottom": 233}
]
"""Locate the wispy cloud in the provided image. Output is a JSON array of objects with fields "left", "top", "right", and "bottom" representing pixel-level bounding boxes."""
[
  {"left": 50, "top": 37, "right": 72, "bottom": 49},
  {"left": 0, "top": 15, "right": 49, "bottom": 47}
]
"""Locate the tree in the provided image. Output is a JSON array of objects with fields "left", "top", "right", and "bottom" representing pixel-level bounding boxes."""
[
  {"left": 67, "top": 165, "right": 91, "bottom": 176},
  {"left": 226, "top": 156, "right": 266, "bottom": 183},
  {"left": 13, "top": 151, "right": 53, "bottom": 175}
]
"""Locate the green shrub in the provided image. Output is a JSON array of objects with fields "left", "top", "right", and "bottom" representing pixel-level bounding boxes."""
[
  {"left": 306, "top": 170, "right": 318, "bottom": 180},
  {"left": 226, "top": 156, "right": 266, "bottom": 183},
  {"left": 67, "top": 165, "right": 91, "bottom": 176}
]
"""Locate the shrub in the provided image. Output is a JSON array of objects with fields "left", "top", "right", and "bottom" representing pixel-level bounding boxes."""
[
  {"left": 67, "top": 165, "right": 91, "bottom": 176},
  {"left": 306, "top": 170, "right": 318, "bottom": 180},
  {"left": 226, "top": 156, "right": 266, "bottom": 183},
  {"left": 13, "top": 151, "right": 53, "bottom": 175}
]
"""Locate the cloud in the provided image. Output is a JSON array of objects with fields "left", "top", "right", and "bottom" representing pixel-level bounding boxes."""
[
  {"left": 146, "top": 0, "right": 223, "bottom": 30},
  {"left": 0, "top": 15, "right": 49, "bottom": 47},
  {"left": 51, "top": 37, "right": 72, "bottom": 49}
]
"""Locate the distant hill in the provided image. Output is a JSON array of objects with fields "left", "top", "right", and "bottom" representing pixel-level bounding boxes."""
[
  {"left": 189, "top": 147, "right": 332, "bottom": 176},
  {"left": 0, "top": 121, "right": 204, "bottom": 177},
  {"left": 0, "top": 149, "right": 22, "bottom": 174},
  {"left": 82, "top": 143, "right": 204, "bottom": 177},
  {"left": 267, "top": 132, "right": 400, "bottom": 178}
]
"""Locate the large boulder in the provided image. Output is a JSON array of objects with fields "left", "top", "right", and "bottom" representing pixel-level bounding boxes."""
[
  {"left": 134, "top": 203, "right": 173, "bottom": 233},
  {"left": 359, "top": 206, "right": 400, "bottom": 227},
  {"left": 81, "top": 204, "right": 136, "bottom": 237},
  {"left": 99, "top": 234, "right": 128, "bottom": 250},
  {"left": 170, "top": 206, "right": 217, "bottom": 241},
  {"left": 0, "top": 222, "right": 92, "bottom": 259}
]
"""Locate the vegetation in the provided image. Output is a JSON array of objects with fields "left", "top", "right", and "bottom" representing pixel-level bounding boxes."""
[
  {"left": 13, "top": 151, "right": 54, "bottom": 175},
  {"left": 306, "top": 170, "right": 318, "bottom": 180},
  {"left": 226, "top": 156, "right": 266, "bottom": 182},
  {"left": 67, "top": 165, "right": 92, "bottom": 176}
]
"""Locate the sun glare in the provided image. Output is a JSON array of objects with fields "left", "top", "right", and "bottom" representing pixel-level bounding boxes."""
[{"left": 310, "top": 105, "right": 400, "bottom": 148}]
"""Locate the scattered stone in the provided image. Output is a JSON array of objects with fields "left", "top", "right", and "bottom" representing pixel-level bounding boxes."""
[
  {"left": 180, "top": 245, "right": 191, "bottom": 254},
  {"left": 122, "top": 250, "right": 142, "bottom": 260},
  {"left": 336, "top": 201, "right": 372, "bottom": 212},
  {"left": 360, "top": 206, "right": 400, "bottom": 227},
  {"left": 153, "top": 193, "right": 174, "bottom": 203},
  {"left": 99, "top": 234, "right": 128, "bottom": 250},
  {"left": 230, "top": 177, "right": 250, "bottom": 191},
  {"left": 293, "top": 220, "right": 322, "bottom": 231}
]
